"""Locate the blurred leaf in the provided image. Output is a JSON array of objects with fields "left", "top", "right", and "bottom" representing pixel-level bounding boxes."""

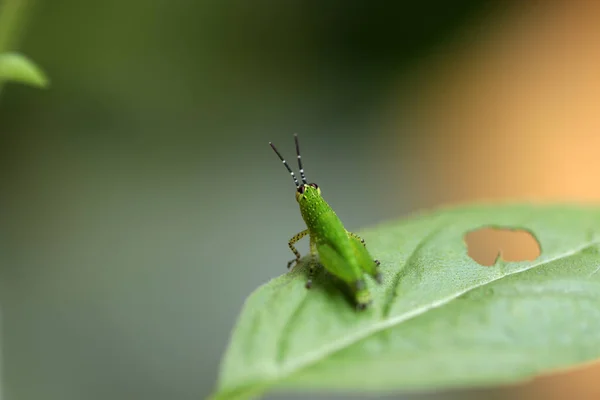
[
  {"left": 0, "top": 52, "right": 48, "bottom": 88},
  {"left": 212, "top": 204, "right": 600, "bottom": 399}
]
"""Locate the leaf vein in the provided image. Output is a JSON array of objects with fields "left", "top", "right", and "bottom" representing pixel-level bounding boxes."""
[{"left": 382, "top": 226, "right": 443, "bottom": 317}]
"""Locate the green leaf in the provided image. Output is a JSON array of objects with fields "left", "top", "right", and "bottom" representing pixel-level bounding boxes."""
[
  {"left": 213, "top": 204, "right": 600, "bottom": 399},
  {"left": 0, "top": 52, "right": 49, "bottom": 88}
]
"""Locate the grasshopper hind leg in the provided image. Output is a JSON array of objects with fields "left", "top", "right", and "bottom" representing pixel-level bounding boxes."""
[
  {"left": 374, "top": 259, "right": 382, "bottom": 283},
  {"left": 354, "top": 279, "right": 372, "bottom": 310},
  {"left": 305, "top": 258, "right": 319, "bottom": 289},
  {"left": 347, "top": 231, "right": 383, "bottom": 285}
]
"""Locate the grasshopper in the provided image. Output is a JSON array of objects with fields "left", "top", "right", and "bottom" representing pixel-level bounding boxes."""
[{"left": 269, "top": 134, "right": 382, "bottom": 309}]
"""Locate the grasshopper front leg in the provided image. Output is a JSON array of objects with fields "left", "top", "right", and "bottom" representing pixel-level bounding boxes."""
[
  {"left": 287, "top": 230, "right": 318, "bottom": 289},
  {"left": 287, "top": 229, "right": 310, "bottom": 269},
  {"left": 304, "top": 236, "right": 320, "bottom": 289}
]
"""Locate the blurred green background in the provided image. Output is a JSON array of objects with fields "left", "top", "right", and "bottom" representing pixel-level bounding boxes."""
[{"left": 5, "top": 1, "right": 600, "bottom": 400}]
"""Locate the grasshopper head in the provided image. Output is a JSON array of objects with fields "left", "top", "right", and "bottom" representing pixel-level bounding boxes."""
[{"left": 295, "top": 183, "right": 321, "bottom": 203}]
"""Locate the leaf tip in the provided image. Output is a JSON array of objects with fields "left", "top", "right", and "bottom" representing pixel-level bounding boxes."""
[{"left": 0, "top": 52, "right": 50, "bottom": 89}]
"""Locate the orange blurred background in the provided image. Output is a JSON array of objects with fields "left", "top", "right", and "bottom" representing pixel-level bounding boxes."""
[{"left": 389, "top": 1, "right": 600, "bottom": 399}]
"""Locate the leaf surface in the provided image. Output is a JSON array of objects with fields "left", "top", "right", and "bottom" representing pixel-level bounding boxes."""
[{"left": 213, "top": 204, "right": 600, "bottom": 399}]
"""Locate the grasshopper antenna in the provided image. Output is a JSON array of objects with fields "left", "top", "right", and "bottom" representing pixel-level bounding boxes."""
[
  {"left": 294, "top": 133, "right": 308, "bottom": 184},
  {"left": 269, "top": 141, "right": 300, "bottom": 187}
]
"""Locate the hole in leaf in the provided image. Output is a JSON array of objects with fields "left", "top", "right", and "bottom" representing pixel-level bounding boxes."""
[{"left": 464, "top": 227, "right": 541, "bottom": 266}]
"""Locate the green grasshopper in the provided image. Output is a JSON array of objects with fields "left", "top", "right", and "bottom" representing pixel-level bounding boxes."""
[{"left": 269, "top": 134, "right": 382, "bottom": 309}]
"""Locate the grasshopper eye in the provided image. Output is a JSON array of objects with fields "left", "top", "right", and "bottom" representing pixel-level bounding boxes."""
[
  {"left": 297, "top": 185, "right": 306, "bottom": 194},
  {"left": 310, "top": 183, "right": 318, "bottom": 189}
]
